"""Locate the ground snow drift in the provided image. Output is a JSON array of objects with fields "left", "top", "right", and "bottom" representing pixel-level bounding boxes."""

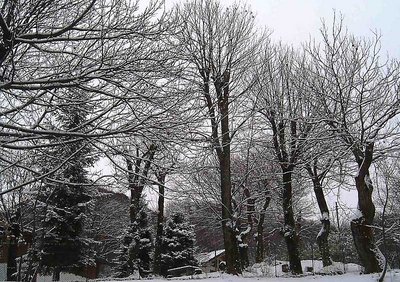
[{"left": 38, "top": 261, "right": 400, "bottom": 281}]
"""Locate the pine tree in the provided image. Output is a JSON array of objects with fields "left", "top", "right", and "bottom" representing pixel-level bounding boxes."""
[
  {"left": 160, "top": 213, "right": 197, "bottom": 277},
  {"left": 38, "top": 91, "right": 96, "bottom": 280},
  {"left": 114, "top": 199, "right": 153, "bottom": 278}
]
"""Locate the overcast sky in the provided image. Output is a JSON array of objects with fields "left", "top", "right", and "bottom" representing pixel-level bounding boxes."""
[
  {"left": 235, "top": 0, "right": 400, "bottom": 59},
  {"left": 164, "top": 0, "right": 399, "bottom": 57},
  {"left": 158, "top": 0, "right": 399, "bottom": 214}
]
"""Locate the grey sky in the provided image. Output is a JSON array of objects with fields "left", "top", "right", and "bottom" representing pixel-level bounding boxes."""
[
  {"left": 160, "top": 0, "right": 397, "bottom": 214},
  {"left": 240, "top": 0, "right": 400, "bottom": 58}
]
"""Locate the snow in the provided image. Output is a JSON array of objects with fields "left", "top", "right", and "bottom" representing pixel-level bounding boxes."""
[
  {"left": 249, "top": 260, "right": 351, "bottom": 277},
  {"left": 321, "top": 212, "right": 329, "bottom": 221},
  {"left": 317, "top": 226, "right": 325, "bottom": 239},
  {"left": 351, "top": 209, "right": 363, "bottom": 221},
  {"left": 364, "top": 174, "right": 373, "bottom": 191},
  {"left": 37, "top": 262, "right": 400, "bottom": 282},
  {"left": 36, "top": 272, "right": 86, "bottom": 282},
  {"left": 371, "top": 246, "right": 386, "bottom": 270},
  {"left": 196, "top": 249, "right": 225, "bottom": 264},
  {"left": 100, "top": 270, "right": 400, "bottom": 282}
]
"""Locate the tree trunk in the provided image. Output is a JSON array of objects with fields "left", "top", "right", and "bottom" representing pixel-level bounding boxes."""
[
  {"left": 282, "top": 169, "right": 302, "bottom": 274},
  {"left": 351, "top": 144, "right": 383, "bottom": 274},
  {"left": 220, "top": 156, "right": 241, "bottom": 274},
  {"left": 129, "top": 185, "right": 142, "bottom": 224},
  {"left": 216, "top": 71, "right": 241, "bottom": 274},
  {"left": 52, "top": 266, "right": 60, "bottom": 281},
  {"left": 255, "top": 223, "right": 264, "bottom": 263},
  {"left": 310, "top": 175, "right": 332, "bottom": 267},
  {"left": 255, "top": 189, "right": 271, "bottom": 263},
  {"left": 317, "top": 219, "right": 332, "bottom": 267},
  {"left": 153, "top": 172, "right": 166, "bottom": 276},
  {"left": 127, "top": 145, "right": 156, "bottom": 224},
  {"left": 7, "top": 234, "right": 17, "bottom": 281},
  {"left": 7, "top": 213, "right": 20, "bottom": 282},
  {"left": 351, "top": 172, "right": 383, "bottom": 273},
  {"left": 237, "top": 187, "right": 255, "bottom": 268},
  {"left": 238, "top": 244, "right": 249, "bottom": 269}
]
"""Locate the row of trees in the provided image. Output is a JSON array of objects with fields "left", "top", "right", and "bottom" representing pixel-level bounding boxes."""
[{"left": 1, "top": 0, "right": 400, "bottom": 279}]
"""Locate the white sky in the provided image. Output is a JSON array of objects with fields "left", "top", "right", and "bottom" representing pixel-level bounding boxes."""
[
  {"left": 161, "top": 0, "right": 399, "bottom": 212},
  {"left": 251, "top": 0, "right": 400, "bottom": 59},
  {"left": 166, "top": 0, "right": 400, "bottom": 59},
  {"left": 235, "top": 0, "right": 398, "bottom": 212}
]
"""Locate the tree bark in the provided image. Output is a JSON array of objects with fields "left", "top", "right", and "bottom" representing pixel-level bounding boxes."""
[
  {"left": 7, "top": 232, "right": 17, "bottom": 281},
  {"left": 127, "top": 145, "right": 156, "bottom": 224},
  {"left": 282, "top": 169, "right": 302, "bottom": 274},
  {"left": 217, "top": 71, "right": 241, "bottom": 274},
  {"left": 255, "top": 189, "right": 271, "bottom": 263},
  {"left": 306, "top": 164, "right": 332, "bottom": 267},
  {"left": 52, "top": 266, "right": 61, "bottom": 281},
  {"left": 7, "top": 210, "right": 21, "bottom": 281},
  {"left": 351, "top": 143, "right": 383, "bottom": 274},
  {"left": 219, "top": 155, "right": 241, "bottom": 274},
  {"left": 237, "top": 187, "right": 255, "bottom": 268},
  {"left": 153, "top": 172, "right": 166, "bottom": 276}
]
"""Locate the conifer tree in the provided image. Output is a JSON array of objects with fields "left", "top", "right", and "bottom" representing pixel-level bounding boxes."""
[
  {"left": 38, "top": 91, "right": 96, "bottom": 280},
  {"left": 114, "top": 199, "right": 153, "bottom": 278},
  {"left": 160, "top": 213, "right": 197, "bottom": 277}
]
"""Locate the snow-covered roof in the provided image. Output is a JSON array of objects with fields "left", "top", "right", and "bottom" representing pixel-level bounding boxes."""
[{"left": 196, "top": 249, "right": 225, "bottom": 264}]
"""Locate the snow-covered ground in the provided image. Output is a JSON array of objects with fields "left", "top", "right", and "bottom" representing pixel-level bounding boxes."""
[
  {"left": 109, "top": 271, "right": 400, "bottom": 282},
  {"left": 99, "top": 271, "right": 400, "bottom": 282},
  {"left": 39, "top": 261, "right": 400, "bottom": 281}
]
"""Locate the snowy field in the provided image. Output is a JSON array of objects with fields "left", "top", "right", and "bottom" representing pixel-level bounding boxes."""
[
  {"left": 99, "top": 271, "right": 400, "bottom": 282},
  {"left": 122, "top": 273, "right": 400, "bottom": 282},
  {"left": 37, "top": 261, "right": 400, "bottom": 282}
]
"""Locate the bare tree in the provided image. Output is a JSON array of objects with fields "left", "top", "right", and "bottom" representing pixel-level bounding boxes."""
[
  {"left": 0, "top": 0, "right": 176, "bottom": 194},
  {"left": 304, "top": 158, "right": 333, "bottom": 267},
  {"left": 255, "top": 44, "right": 317, "bottom": 274},
  {"left": 305, "top": 15, "right": 400, "bottom": 273},
  {"left": 173, "top": 0, "right": 267, "bottom": 274}
]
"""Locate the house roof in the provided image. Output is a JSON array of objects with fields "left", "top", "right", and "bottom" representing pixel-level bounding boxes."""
[{"left": 196, "top": 249, "right": 225, "bottom": 264}]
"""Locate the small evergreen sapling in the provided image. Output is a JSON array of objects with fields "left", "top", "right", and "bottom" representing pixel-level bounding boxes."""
[
  {"left": 114, "top": 199, "right": 153, "bottom": 278},
  {"left": 160, "top": 213, "right": 197, "bottom": 276}
]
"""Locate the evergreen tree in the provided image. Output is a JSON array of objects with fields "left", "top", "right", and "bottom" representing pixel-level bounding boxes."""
[
  {"left": 38, "top": 91, "right": 96, "bottom": 280},
  {"left": 114, "top": 199, "right": 153, "bottom": 278},
  {"left": 160, "top": 213, "right": 197, "bottom": 277}
]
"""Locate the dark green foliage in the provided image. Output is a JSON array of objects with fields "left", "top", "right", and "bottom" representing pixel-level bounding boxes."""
[
  {"left": 38, "top": 91, "right": 96, "bottom": 275},
  {"left": 160, "top": 213, "right": 197, "bottom": 277},
  {"left": 114, "top": 200, "right": 153, "bottom": 278}
]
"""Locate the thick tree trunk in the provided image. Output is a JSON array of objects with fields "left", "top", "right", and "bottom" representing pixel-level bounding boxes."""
[
  {"left": 129, "top": 185, "right": 142, "bottom": 224},
  {"left": 153, "top": 172, "right": 166, "bottom": 276},
  {"left": 282, "top": 169, "right": 302, "bottom": 274},
  {"left": 52, "top": 266, "right": 61, "bottom": 281},
  {"left": 310, "top": 175, "right": 332, "bottom": 267},
  {"left": 255, "top": 189, "right": 271, "bottom": 263},
  {"left": 238, "top": 187, "right": 255, "bottom": 268},
  {"left": 238, "top": 244, "right": 249, "bottom": 269},
  {"left": 216, "top": 71, "right": 241, "bottom": 274},
  {"left": 351, "top": 144, "right": 383, "bottom": 274},
  {"left": 127, "top": 145, "right": 156, "bottom": 224},
  {"left": 351, "top": 171, "right": 383, "bottom": 273},
  {"left": 255, "top": 223, "right": 264, "bottom": 263},
  {"left": 317, "top": 219, "right": 332, "bottom": 267},
  {"left": 220, "top": 156, "right": 241, "bottom": 274},
  {"left": 7, "top": 234, "right": 17, "bottom": 281},
  {"left": 7, "top": 213, "right": 20, "bottom": 281}
]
